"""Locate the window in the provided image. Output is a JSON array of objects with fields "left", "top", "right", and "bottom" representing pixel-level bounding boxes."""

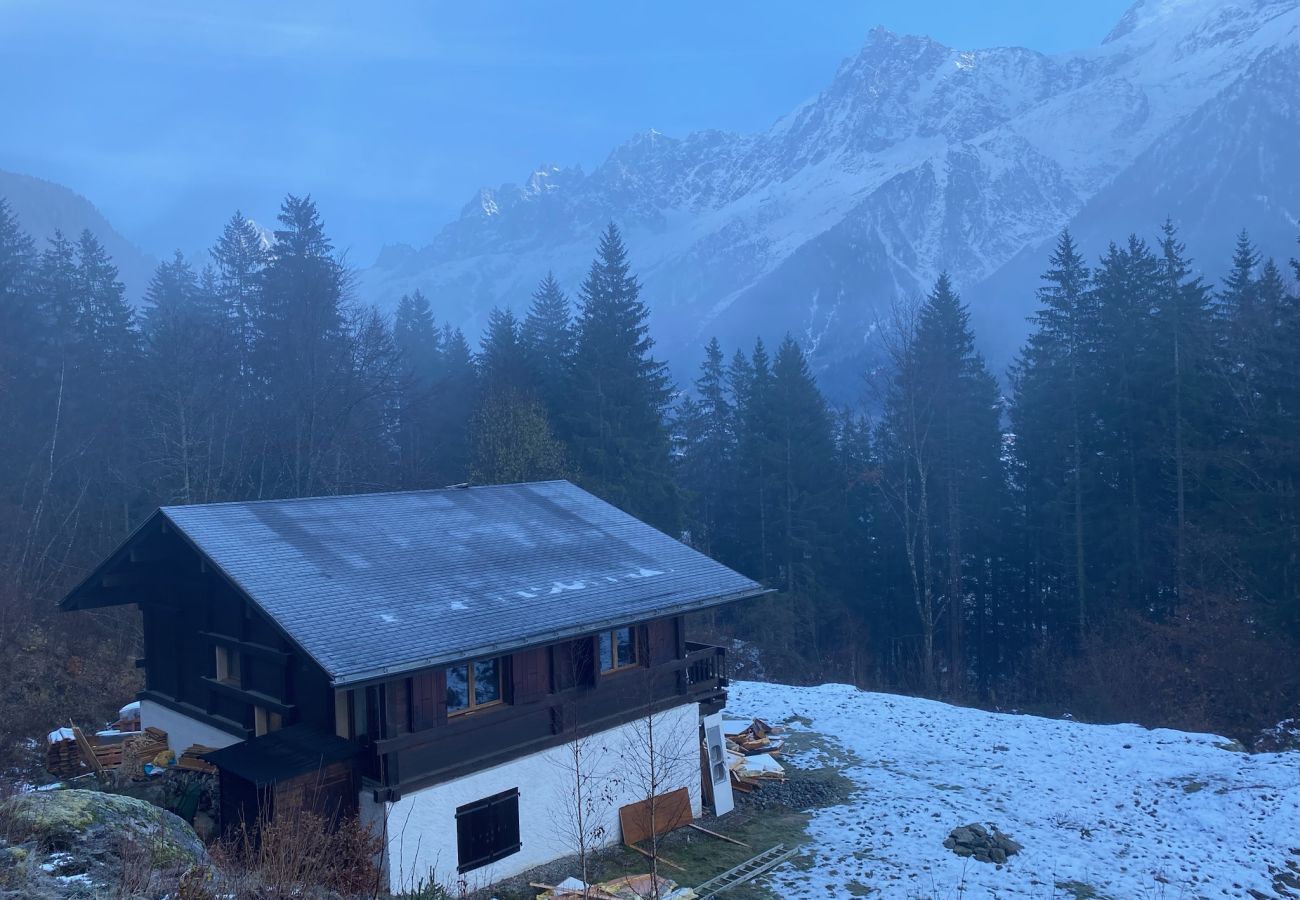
[
  {"left": 455, "top": 788, "right": 520, "bottom": 873},
  {"left": 599, "top": 627, "right": 638, "bottom": 673},
  {"left": 214, "top": 646, "right": 241, "bottom": 686},
  {"left": 254, "top": 706, "right": 282, "bottom": 737},
  {"left": 446, "top": 657, "right": 503, "bottom": 714}
]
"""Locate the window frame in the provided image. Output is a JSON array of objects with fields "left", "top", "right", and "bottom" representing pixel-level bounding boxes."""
[
  {"left": 598, "top": 626, "right": 639, "bottom": 674},
  {"left": 254, "top": 705, "right": 282, "bottom": 737},
  {"left": 446, "top": 656, "right": 505, "bottom": 716},
  {"left": 214, "top": 645, "right": 241, "bottom": 687}
]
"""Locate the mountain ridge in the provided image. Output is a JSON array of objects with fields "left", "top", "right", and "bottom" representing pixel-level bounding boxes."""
[
  {"left": 362, "top": 0, "right": 1298, "bottom": 394},
  {"left": 0, "top": 169, "right": 157, "bottom": 302}
]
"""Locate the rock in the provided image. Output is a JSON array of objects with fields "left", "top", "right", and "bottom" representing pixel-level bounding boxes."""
[
  {"left": 0, "top": 788, "right": 209, "bottom": 898},
  {"left": 945, "top": 822, "right": 1022, "bottom": 865}
]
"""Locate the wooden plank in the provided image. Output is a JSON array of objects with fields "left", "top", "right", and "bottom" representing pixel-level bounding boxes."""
[
  {"left": 72, "top": 727, "right": 104, "bottom": 776},
  {"left": 618, "top": 787, "right": 693, "bottom": 846},
  {"left": 622, "top": 841, "right": 685, "bottom": 871},
  {"left": 688, "top": 822, "right": 749, "bottom": 847}
]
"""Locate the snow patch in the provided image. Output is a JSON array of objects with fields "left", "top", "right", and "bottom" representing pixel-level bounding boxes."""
[{"left": 727, "top": 680, "right": 1298, "bottom": 898}]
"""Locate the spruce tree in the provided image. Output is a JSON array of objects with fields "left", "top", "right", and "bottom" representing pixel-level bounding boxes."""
[
  {"left": 1011, "top": 230, "right": 1096, "bottom": 639},
  {"left": 730, "top": 340, "right": 776, "bottom": 582},
  {"left": 210, "top": 211, "right": 267, "bottom": 375},
  {"left": 677, "top": 338, "right": 736, "bottom": 556},
  {"left": 912, "top": 274, "right": 1006, "bottom": 694},
  {"left": 521, "top": 271, "right": 574, "bottom": 422},
  {"left": 0, "top": 200, "right": 38, "bottom": 393},
  {"left": 391, "top": 291, "right": 442, "bottom": 486},
  {"left": 478, "top": 306, "right": 530, "bottom": 395},
  {"left": 567, "top": 224, "right": 678, "bottom": 530},
  {"left": 141, "top": 251, "right": 229, "bottom": 502},
  {"left": 253, "top": 195, "right": 349, "bottom": 495},
  {"left": 429, "top": 325, "right": 477, "bottom": 485}
]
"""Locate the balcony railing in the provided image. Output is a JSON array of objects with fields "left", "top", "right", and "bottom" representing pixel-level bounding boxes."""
[{"left": 684, "top": 642, "right": 727, "bottom": 700}]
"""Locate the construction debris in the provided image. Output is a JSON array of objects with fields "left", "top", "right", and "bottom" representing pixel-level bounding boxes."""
[
  {"left": 722, "top": 716, "right": 786, "bottom": 794},
  {"left": 723, "top": 717, "right": 785, "bottom": 756},
  {"left": 535, "top": 873, "right": 698, "bottom": 899},
  {"left": 44, "top": 717, "right": 192, "bottom": 781}
]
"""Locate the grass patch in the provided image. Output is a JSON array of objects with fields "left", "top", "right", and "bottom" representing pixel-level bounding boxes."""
[{"left": 1055, "top": 880, "right": 1112, "bottom": 899}]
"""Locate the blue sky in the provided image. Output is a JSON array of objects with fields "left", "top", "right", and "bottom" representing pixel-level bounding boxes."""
[{"left": 0, "top": 1, "right": 1132, "bottom": 264}]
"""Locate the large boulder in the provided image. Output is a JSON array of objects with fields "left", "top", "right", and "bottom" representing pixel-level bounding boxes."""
[{"left": 0, "top": 788, "right": 208, "bottom": 898}]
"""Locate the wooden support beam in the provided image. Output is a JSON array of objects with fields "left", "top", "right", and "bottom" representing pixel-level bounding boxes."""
[
  {"left": 688, "top": 822, "right": 749, "bottom": 847},
  {"left": 622, "top": 842, "right": 685, "bottom": 871}
]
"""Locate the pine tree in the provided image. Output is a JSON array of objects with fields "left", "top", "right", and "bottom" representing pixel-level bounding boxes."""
[
  {"left": 567, "top": 224, "right": 678, "bottom": 530},
  {"left": 430, "top": 325, "right": 477, "bottom": 484},
  {"left": 0, "top": 200, "right": 38, "bottom": 394},
  {"left": 677, "top": 338, "right": 736, "bottom": 556},
  {"left": 253, "top": 195, "right": 349, "bottom": 495},
  {"left": 392, "top": 290, "right": 443, "bottom": 486},
  {"left": 1151, "top": 221, "right": 1215, "bottom": 605},
  {"left": 1089, "top": 236, "right": 1162, "bottom": 612},
  {"left": 912, "top": 275, "right": 1006, "bottom": 694},
  {"left": 210, "top": 211, "right": 267, "bottom": 376},
  {"left": 141, "top": 251, "right": 229, "bottom": 502},
  {"left": 478, "top": 306, "right": 530, "bottom": 395},
  {"left": 521, "top": 271, "right": 574, "bottom": 421},
  {"left": 1011, "top": 230, "right": 1096, "bottom": 640},
  {"left": 730, "top": 340, "right": 776, "bottom": 582},
  {"left": 767, "top": 336, "right": 840, "bottom": 658}
]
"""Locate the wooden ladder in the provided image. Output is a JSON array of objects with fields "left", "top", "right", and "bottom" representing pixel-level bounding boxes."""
[{"left": 692, "top": 843, "right": 800, "bottom": 897}]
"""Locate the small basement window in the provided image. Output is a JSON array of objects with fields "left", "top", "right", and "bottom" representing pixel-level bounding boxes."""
[
  {"left": 254, "top": 706, "right": 282, "bottom": 737},
  {"left": 215, "top": 646, "right": 241, "bottom": 686},
  {"left": 446, "top": 657, "right": 503, "bottom": 715},
  {"left": 598, "top": 627, "right": 638, "bottom": 673},
  {"left": 455, "top": 788, "right": 520, "bottom": 873}
]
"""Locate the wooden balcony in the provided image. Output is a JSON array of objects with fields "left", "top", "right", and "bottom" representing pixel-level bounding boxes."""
[{"left": 684, "top": 642, "right": 728, "bottom": 712}]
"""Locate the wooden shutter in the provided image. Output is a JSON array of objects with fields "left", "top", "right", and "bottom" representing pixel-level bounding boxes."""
[
  {"left": 410, "top": 671, "right": 436, "bottom": 731},
  {"left": 513, "top": 647, "right": 547, "bottom": 704},
  {"left": 455, "top": 788, "right": 521, "bottom": 873},
  {"left": 647, "top": 618, "right": 677, "bottom": 664}
]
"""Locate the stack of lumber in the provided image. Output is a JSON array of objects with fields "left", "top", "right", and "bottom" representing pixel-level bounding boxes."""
[
  {"left": 176, "top": 744, "right": 218, "bottom": 774},
  {"left": 45, "top": 728, "right": 83, "bottom": 779}
]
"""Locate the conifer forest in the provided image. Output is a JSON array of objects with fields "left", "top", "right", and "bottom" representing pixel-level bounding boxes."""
[{"left": 0, "top": 195, "right": 1295, "bottom": 761}]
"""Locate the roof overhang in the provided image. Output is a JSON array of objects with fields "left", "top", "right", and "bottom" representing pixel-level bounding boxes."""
[
  {"left": 202, "top": 725, "right": 361, "bottom": 786},
  {"left": 330, "top": 585, "right": 776, "bottom": 688}
]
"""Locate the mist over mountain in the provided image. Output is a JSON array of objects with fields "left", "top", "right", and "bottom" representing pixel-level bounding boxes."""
[
  {"left": 361, "top": 0, "right": 1298, "bottom": 395},
  {"left": 0, "top": 169, "right": 156, "bottom": 301}
]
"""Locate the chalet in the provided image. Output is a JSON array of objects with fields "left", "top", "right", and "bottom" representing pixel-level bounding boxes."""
[{"left": 61, "top": 480, "right": 766, "bottom": 891}]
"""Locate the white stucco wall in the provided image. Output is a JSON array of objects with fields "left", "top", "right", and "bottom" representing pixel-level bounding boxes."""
[
  {"left": 139, "top": 699, "right": 242, "bottom": 753},
  {"left": 373, "top": 700, "right": 703, "bottom": 894}
]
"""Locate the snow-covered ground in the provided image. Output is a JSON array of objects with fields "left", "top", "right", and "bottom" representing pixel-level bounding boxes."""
[{"left": 727, "top": 681, "right": 1298, "bottom": 898}]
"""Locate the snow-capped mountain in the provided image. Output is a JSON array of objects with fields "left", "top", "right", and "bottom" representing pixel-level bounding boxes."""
[{"left": 362, "top": 0, "right": 1298, "bottom": 393}]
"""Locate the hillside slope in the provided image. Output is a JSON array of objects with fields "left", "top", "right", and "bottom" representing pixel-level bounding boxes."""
[
  {"left": 727, "top": 680, "right": 1298, "bottom": 897},
  {"left": 362, "top": 0, "right": 1298, "bottom": 393},
  {"left": 0, "top": 169, "right": 156, "bottom": 302}
]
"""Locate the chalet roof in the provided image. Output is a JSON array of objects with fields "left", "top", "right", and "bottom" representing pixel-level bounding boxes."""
[{"left": 68, "top": 481, "right": 765, "bottom": 685}]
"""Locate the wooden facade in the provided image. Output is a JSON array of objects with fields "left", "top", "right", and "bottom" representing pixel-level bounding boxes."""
[{"left": 116, "top": 520, "right": 728, "bottom": 808}]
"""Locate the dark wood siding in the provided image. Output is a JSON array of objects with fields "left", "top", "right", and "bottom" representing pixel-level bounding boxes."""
[
  {"left": 135, "top": 534, "right": 333, "bottom": 743},
  {"left": 367, "top": 615, "right": 691, "bottom": 798}
]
